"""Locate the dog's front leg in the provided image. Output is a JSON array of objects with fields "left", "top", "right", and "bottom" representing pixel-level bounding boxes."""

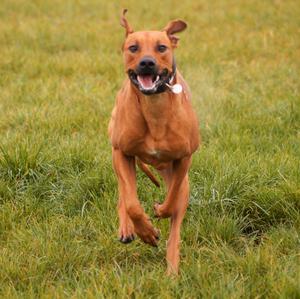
[
  {"left": 112, "top": 148, "right": 159, "bottom": 246},
  {"left": 154, "top": 157, "right": 191, "bottom": 275}
]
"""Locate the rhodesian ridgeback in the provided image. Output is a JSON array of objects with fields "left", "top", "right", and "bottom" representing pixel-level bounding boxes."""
[{"left": 108, "top": 9, "right": 200, "bottom": 275}]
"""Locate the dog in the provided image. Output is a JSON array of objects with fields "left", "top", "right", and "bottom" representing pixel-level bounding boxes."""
[{"left": 108, "top": 9, "right": 200, "bottom": 275}]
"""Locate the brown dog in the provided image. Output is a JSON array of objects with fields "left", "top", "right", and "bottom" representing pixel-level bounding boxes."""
[{"left": 108, "top": 10, "right": 200, "bottom": 275}]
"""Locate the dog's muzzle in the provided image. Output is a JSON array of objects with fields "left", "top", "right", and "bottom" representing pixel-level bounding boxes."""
[{"left": 128, "top": 56, "right": 176, "bottom": 95}]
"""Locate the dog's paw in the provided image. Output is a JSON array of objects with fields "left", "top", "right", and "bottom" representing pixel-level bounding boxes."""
[
  {"left": 153, "top": 202, "right": 171, "bottom": 218},
  {"left": 119, "top": 219, "right": 135, "bottom": 244},
  {"left": 133, "top": 216, "right": 160, "bottom": 247},
  {"left": 119, "top": 234, "right": 135, "bottom": 244}
]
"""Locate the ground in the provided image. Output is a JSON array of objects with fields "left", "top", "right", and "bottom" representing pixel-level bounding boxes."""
[{"left": 0, "top": 0, "right": 299, "bottom": 298}]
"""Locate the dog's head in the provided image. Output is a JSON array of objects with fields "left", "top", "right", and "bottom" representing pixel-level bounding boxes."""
[{"left": 120, "top": 9, "right": 187, "bottom": 95}]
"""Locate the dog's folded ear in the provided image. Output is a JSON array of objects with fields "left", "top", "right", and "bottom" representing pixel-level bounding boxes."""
[
  {"left": 120, "top": 9, "right": 134, "bottom": 37},
  {"left": 163, "top": 20, "right": 187, "bottom": 47}
]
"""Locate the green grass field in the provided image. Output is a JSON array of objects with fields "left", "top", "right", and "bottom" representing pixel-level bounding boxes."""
[{"left": 0, "top": 0, "right": 299, "bottom": 298}]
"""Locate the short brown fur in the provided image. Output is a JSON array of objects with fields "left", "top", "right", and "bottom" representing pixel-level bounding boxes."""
[{"left": 108, "top": 10, "right": 200, "bottom": 275}]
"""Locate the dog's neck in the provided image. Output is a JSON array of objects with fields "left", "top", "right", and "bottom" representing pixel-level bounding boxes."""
[{"left": 135, "top": 73, "right": 182, "bottom": 139}]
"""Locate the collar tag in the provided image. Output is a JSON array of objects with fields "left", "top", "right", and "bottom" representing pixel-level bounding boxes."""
[{"left": 165, "top": 83, "right": 183, "bottom": 94}]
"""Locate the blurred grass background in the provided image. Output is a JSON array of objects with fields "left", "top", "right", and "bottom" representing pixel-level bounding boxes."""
[{"left": 0, "top": 0, "right": 299, "bottom": 298}]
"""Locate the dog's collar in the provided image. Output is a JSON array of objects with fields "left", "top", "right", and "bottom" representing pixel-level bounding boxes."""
[{"left": 169, "top": 59, "right": 176, "bottom": 84}]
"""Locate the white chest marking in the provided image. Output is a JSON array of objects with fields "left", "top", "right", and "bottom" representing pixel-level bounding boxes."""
[{"left": 148, "top": 149, "right": 161, "bottom": 158}]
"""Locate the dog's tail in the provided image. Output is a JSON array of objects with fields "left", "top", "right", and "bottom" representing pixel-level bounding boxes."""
[{"left": 136, "top": 159, "right": 160, "bottom": 187}]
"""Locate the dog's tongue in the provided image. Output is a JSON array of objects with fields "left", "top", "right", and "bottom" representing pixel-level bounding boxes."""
[{"left": 137, "top": 75, "right": 153, "bottom": 89}]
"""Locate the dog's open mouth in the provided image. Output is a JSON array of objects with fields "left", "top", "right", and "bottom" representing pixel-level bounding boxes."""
[
  {"left": 128, "top": 69, "right": 169, "bottom": 95},
  {"left": 137, "top": 75, "right": 160, "bottom": 91}
]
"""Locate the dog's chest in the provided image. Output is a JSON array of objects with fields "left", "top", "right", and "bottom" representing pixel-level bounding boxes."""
[
  {"left": 137, "top": 131, "right": 190, "bottom": 165},
  {"left": 114, "top": 91, "right": 196, "bottom": 164},
  {"left": 119, "top": 124, "right": 189, "bottom": 162}
]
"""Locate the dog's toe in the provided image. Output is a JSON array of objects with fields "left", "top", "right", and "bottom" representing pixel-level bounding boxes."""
[
  {"left": 153, "top": 202, "right": 162, "bottom": 218},
  {"left": 119, "top": 234, "right": 135, "bottom": 244}
]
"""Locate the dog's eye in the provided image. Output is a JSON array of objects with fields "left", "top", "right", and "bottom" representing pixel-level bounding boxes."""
[
  {"left": 129, "top": 45, "right": 138, "bottom": 53},
  {"left": 157, "top": 45, "right": 167, "bottom": 53}
]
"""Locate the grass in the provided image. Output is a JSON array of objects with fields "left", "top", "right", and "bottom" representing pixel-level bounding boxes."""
[{"left": 0, "top": 0, "right": 299, "bottom": 297}]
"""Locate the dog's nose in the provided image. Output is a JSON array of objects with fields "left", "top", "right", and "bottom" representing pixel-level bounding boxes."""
[{"left": 139, "top": 56, "right": 156, "bottom": 70}]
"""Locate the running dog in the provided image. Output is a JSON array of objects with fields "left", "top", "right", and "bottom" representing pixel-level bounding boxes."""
[{"left": 108, "top": 10, "right": 200, "bottom": 275}]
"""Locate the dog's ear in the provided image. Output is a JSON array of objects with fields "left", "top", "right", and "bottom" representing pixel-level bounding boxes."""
[
  {"left": 120, "top": 9, "right": 133, "bottom": 37},
  {"left": 163, "top": 20, "right": 187, "bottom": 47}
]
